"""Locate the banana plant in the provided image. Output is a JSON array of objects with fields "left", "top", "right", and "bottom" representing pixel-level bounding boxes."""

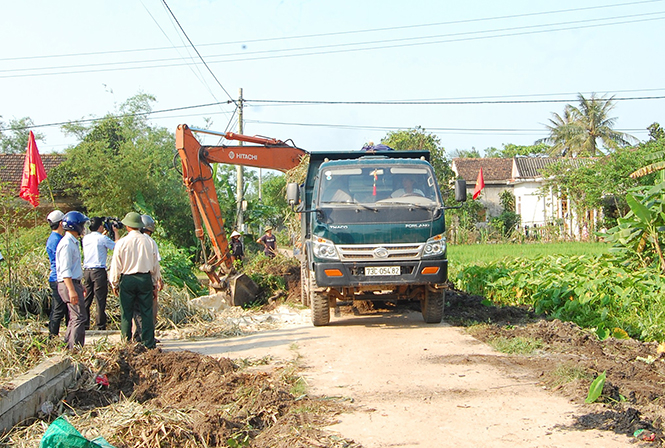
[{"left": 604, "top": 180, "right": 665, "bottom": 273}]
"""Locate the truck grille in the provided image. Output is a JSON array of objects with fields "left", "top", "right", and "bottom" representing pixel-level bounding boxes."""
[{"left": 337, "top": 243, "right": 423, "bottom": 261}]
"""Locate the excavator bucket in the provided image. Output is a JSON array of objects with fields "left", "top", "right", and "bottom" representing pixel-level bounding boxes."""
[{"left": 227, "top": 273, "right": 260, "bottom": 307}]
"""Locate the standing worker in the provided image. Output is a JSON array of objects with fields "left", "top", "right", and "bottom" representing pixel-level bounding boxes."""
[
  {"left": 82, "top": 217, "right": 119, "bottom": 330},
  {"left": 130, "top": 214, "right": 162, "bottom": 341},
  {"left": 229, "top": 230, "right": 244, "bottom": 266},
  {"left": 257, "top": 226, "right": 277, "bottom": 258},
  {"left": 46, "top": 210, "right": 69, "bottom": 338},
  {"left": 56, "top": 211, "right": 89, "bottom": 350},
  {"left": 109, "top": 212, "right": 161, "bottom": 349}
]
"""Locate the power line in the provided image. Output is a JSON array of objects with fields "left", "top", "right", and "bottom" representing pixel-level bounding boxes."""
[
  {"left": 3, "top": 90, "right": 659, "bottom": 133},
  {"left": 245, "top": 95, "right": 665, "bottom": 106},
  {"left": 244, "top": 119, "right": 649, "bottom": 135},
  {"left": 0, "top": 100, "right": 232, "bottom": 132},
  {"left": 160, "top": 0, "right": 236, "bottom": 105},
  {"left": 3, "top": 11, "right": 665, "bottom": 78},
  {"left": 2, "top": 0, "right": 661, "bottom": 63}
]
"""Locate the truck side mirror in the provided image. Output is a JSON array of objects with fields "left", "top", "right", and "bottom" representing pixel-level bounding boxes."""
[
  {"left": 455, "top": 179, "right": 467, "bottom": 202},
  {"left": 286, "top": 182, "right": 300, "bottom": 206}
]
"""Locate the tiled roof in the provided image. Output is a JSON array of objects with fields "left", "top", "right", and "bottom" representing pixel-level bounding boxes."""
[
  {"left": 452, "top": 158, "right": 513, "bottom": 183},
  {"left": 513, "top": 157, "right": 594, "bottom": 179},
  {"left": 0, "top": 154, "right": 66, "bottom": 193}
]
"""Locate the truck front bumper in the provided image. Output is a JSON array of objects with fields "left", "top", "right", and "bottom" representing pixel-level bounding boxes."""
[{"left": 314, "top": 259, "right": 448, "bottom": 287}]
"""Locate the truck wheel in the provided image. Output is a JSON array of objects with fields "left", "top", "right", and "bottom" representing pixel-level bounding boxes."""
[
  {"left": 300, "top": 260, "right": 310, "bottom": 307},
  {"left": 421, "top": 290, "right": 445, "bottom": 323},
  {"left": 311, "top": 290, "right": 330, "bottom": 326}
]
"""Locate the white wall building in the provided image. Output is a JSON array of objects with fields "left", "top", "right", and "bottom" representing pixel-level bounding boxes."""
[{"left": 451, "top": 157, "right": 596, "bottom": 238}]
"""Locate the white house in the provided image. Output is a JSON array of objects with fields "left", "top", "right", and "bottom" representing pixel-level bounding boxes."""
[{"left": 451, "top": 157, "right": 596, "bottom": 238}]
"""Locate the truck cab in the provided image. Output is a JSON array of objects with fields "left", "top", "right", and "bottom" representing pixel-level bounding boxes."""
[{"left": 288, "top": 150, "right": 466, "bottom": 326}]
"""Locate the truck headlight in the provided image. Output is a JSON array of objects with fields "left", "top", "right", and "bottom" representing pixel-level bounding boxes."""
[
  {"left": 312, "top": 237, "right": 339, "bottom": 260},
  {"left": 423, "top": 234, "right": 446, "bottom": 258}
]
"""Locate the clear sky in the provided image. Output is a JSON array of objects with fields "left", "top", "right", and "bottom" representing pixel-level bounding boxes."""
[{"left": 2, "top": 0, "right": 664, "bottom": 156}]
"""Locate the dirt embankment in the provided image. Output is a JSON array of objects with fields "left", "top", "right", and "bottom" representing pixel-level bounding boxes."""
[{"left": 7, "top": 287, "right": 665, "bottom": 447}]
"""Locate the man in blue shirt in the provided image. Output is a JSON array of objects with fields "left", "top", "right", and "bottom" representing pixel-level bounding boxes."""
[
  {"left": 56, "top": 211, "right": 89, "bottom": 350},
  {"left": 46, "top": 210, "right": 68, "bottom": 338},
  {"left": 82, "top": 217, "right": 119, "bottom": 330}
]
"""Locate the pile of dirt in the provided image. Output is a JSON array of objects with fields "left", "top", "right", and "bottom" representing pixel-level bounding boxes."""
[
  {"left": 63, "top": 345, "right": 357, "bottom": 448},
  {"left": 444, "top": 288, "right": 665, "bottom": 444}
]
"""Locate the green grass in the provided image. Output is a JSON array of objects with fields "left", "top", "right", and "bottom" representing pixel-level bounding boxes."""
[
  {"left": 488, "top": 336, "right": 543, "bottom": 355},
  {"left": 448, "top": 241, "right": 609, "bottom": 268},
  {"left": 548, "top": 364, "right": 591, "bottom": 387}
]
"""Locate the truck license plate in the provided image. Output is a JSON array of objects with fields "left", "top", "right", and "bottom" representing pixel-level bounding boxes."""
[{"left": 365, "top": 266, "right": 400, "bottom": 276}]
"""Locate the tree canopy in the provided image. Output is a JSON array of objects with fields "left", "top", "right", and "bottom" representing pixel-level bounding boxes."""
[
  {"left": 380, "top": 126, "right": 454, "bottom": 190},
  {"left": 0, "top": 117, "right": 45, "bottom": 154},
  {"left": 56, "top": 94, "right": 196, "bottom": 249},
  {"left": 539, "top": 93, "right": 636, "bottom": 157}
]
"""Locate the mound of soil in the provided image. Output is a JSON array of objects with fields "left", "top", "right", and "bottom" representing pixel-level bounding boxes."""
[
  {"left": 444, "top": 288, "right": 665, "bottom": 444},
  {"left": 65, "top": 345, "right": 356, "bottom": 448}
]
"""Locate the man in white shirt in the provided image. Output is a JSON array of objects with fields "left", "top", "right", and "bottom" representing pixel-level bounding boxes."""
[
  {"left": 391, "top": 177, "right": 424, "bottom": 198},
  {"left": 82, "top": 217, "right": 119, "bottom": 330},
  {"left": 56, "top": 211, "right": 89, "bottom": 350},
  {"left": 109, "top": 212, "right": 161, "bottom": 349}
]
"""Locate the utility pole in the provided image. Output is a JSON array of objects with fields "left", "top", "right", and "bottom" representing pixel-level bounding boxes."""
[{"left": 236, "top": 88, "right": 244, "bottom": 232}]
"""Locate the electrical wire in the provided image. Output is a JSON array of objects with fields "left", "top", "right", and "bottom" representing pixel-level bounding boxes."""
[
  {"left": 160, "top": 0, "right": 236, "bottom": 105},
  {"left": 2, "top": 91, "right": 662, "bottom": 132},
  {"left": 2, "top": 11, "right": 664, "bottom": 78},
  {"left": 2, "top": 0, "right": 661, "bottom": 63},
  {"left": 244, "top": 95, "right": 665, "bottom": 106}
]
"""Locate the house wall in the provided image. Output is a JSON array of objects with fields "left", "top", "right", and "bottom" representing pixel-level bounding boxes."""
[
  {"left": 466, "top": 183, "right": 511, "bottom": 220},
  {"left": 514, "top": 180, "right": 589, "bottom": 238},
  {"left": 514, "top": 181, "right": 550, "bottom": 227}
]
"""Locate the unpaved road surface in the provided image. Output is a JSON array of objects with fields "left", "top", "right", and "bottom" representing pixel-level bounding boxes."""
[{"left": 162, "top": 307, "right": 634, "bottom": 447}]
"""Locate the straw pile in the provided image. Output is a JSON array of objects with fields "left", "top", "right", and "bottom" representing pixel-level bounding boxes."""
[{"left": 2, "top": 343, "right": 359, "bottom": 448}]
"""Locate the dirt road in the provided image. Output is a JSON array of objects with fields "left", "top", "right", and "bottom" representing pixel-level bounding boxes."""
[{"left": 162, "top": 306, "right": 634, "bottom": 447}]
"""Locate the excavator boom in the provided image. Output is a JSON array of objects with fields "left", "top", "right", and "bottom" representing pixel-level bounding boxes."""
[{"left": 176, "top": 124, "right": 306, "bottom": 303}]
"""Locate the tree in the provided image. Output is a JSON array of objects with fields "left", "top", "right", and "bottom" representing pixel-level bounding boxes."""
[
  {"left": 380, "top": 126, "right": 454, "bottom": 190},
  {"left": 540, "top": 140, "right": 659, "bottom": 230},
  {"left": 0, "top": 117, "right": 45, "bottom": 154},
  {"left": 539, "top": 93, "right": 636, "bottom": 157},
  {"left": 629, "top": 123, "right": 665, "bottom": 180},
  {"left": 647, "top": 123, "right": 664, "bottom": 141},
  {"left": 451, "top": 148, "right": 482, "bottom": 158},
  {"left": 57, "top": 93, "right": 197, "bottom": 249},
  {"left": 485, "top": 143, "right": 550, "bottom": 158}
]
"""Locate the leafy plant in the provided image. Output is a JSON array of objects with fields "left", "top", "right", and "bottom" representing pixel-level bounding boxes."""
[
  {"left": 603, "top": 179, "right": 665, "bottom": 273},
  {"left": 585, "top": 371, "right": 607, "bottom": 403}
]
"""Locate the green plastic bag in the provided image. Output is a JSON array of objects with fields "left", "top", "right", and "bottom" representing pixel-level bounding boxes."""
[{"left": 39, "top": 416, "right": 115, "bottom": 448}]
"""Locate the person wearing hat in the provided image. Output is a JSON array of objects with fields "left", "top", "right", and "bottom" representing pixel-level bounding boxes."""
[
  {"left": 56, "top": 211, "right": 90, "bottom": 350},
  {"left": 109, "top": 212, "right": 161, "bottom": 349},
  {"left": 229, "top": 230, "right": 244, "bottom": 266},
  {"left": 46, "top": 210, "right": 69, "bottom": 338},
  {"left": 130, "top": 215, "right": 162, "bottom": 342},
  {"left": 256, "top": 226, "right": 277, "bottom": 258}
]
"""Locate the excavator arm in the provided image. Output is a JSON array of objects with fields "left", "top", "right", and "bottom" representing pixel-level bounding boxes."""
[{"left": 176, "top": 124, "right": 306, "bottom": 292}]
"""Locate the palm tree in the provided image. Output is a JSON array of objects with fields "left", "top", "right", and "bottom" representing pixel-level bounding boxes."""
[
  {"left": 539, "top": 93, "right": 637, "bottom": 157},
  {"left": 540, "top": 105, "right": 581, "bottom": 157}
]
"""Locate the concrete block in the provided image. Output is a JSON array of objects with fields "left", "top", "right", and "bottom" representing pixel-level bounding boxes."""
[
  {"left": 0, "top": 356, "right": 70, "bottom": 416},
  {"left": 0, "top": 356, "right": 80, "bottom": 434}
]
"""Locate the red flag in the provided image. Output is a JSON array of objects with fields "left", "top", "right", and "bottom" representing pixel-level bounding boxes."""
[
  {"left": 19, "top": 131, "right": 47, "bottom": 207},
  {"left": 472, "top": 168, "right": 485, "bottom": 200}
]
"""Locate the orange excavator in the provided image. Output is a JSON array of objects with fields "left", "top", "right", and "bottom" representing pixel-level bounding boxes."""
[{"left": 176, "top": 124, "right": 307, "bottom": 305}]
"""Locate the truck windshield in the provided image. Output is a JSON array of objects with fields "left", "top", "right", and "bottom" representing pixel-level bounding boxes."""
[{"left": 317, "top": 165, "right": 441, "bottom": 206}]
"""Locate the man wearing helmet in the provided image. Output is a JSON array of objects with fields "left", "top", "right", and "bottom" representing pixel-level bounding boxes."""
[
  {"left": 130, "top": 214, "right": 162, "bottom": 341},
  {"left": 46, "top": 210, "right": 69, "bottom": 338},
  {"left": 56, "top": 211, "right": 90, "bottom": 350},
  {"left": 109, "top": 212, "right": 161, "bottom": 349}
]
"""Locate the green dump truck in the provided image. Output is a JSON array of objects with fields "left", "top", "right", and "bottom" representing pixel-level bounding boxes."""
[{"left": 287, "top": 149, "right": 466, "bottom": 326}]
